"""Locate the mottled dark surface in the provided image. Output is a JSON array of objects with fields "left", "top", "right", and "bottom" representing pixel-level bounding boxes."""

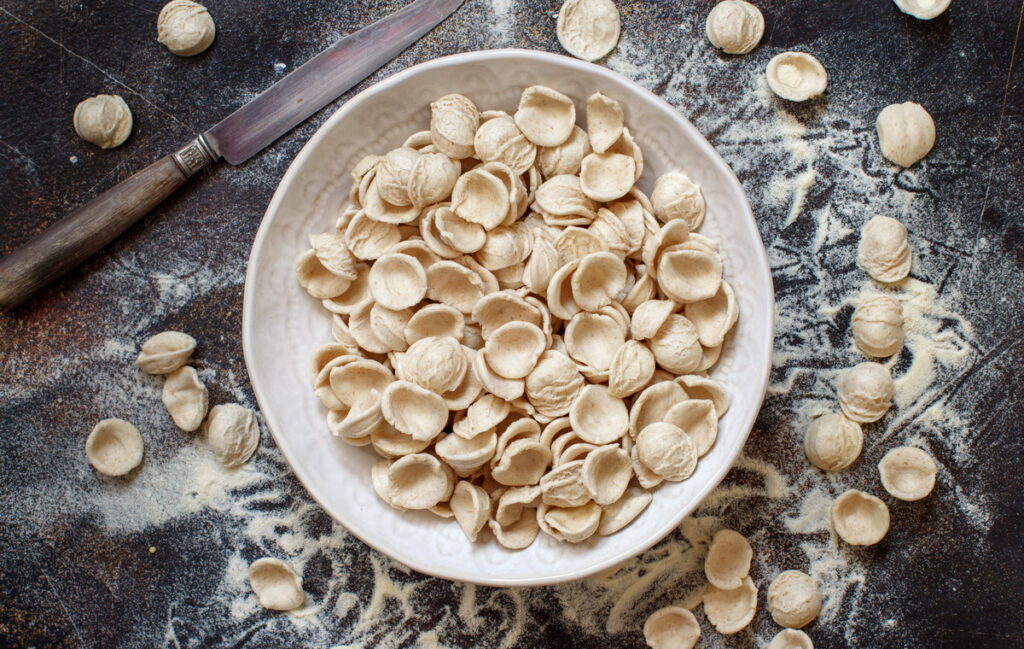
[{"left": 1, "top": 1, "right": 1022, "bottom": 648}]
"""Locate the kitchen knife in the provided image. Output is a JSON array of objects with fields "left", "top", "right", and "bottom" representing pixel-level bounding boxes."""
[{"left": 0, "top": 0, "right": 465, "bottom": 309}]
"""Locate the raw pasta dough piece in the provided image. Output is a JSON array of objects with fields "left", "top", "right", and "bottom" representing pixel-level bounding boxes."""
[
  {"left": 157, "top": 0, "right": 215, "bottom": 56},
  {"left": 556, "top": 0, "right": 621, "bottom": 62},
  {"left": 831, "top": 489, "right": 890, "bottom": 546},
  {"left": 858, "top": 215, "right": 912, "bottom": 283},
  {"left": 85, "top": 418, "right": 144, "bottom": 476},
  {"left": 878, "top": 446, "right": 937, "bottom": 501},
  {"left": 702, "top": 576, "right": 757, "bottom": 634},
  {"left": 766, "top": 52, "right": 828, "bottom": 102},
  {"left": 837, "top": 362, "right": 893, "bottom": 423},
  {"left": 852, "top": 295, "right": 904, "bottom": 357},
  {"left": 162, "top": 366, "right": 209, "bottom": 432},
  {"left": 74, "top": 95, "right": 132, "bottom": 149},
  {"left": 803, "top": 412, "right": 863, "bottom": 471},
  {"left": 766, "top": 570, "right": 822, "bottom": 628},
  {"left": 135, "top": 331, "right": 196, "bottom": 374},
  {"left": 704, "top": 528, "right": 752, "bottom": 590},
  {"left": 705, "top": 0, "right": 764, "bottom": 55},
  {"left": 643, "top": 606, "right": 701, "bottom": 649},
  {"left": 768, "top": 629, "right": 815, "bottom": 649},
  {"left": 893, "top": 0, "right": 952, "bottom": 20},
  {"left": 206, "top": 403, "right": 260, "bottom": 467},
  {"left": 876, "top": 102, "right": 935, "bottom": 167},
  {"left": 249, "top": 558, "right": 305, "bottom": 611}
]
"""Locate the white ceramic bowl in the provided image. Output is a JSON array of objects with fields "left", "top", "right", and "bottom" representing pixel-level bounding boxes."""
[{"left": 243, "top": 49, "right": 774, "bottom": 586}]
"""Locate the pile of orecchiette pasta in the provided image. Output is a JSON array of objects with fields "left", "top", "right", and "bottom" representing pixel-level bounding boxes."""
[{"left": 295, "top": 85, "right": 738, "bottom": 549}]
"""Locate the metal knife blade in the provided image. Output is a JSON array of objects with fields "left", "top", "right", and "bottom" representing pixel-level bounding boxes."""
[{"left": 204, "top": 0, "right": 465, "bottom": 165}]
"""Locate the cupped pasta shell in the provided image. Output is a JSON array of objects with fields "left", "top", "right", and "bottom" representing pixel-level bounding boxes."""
[
  {"left": 249, "top": 558, "right": 305, "bottom": 612},
  {"left": 676, "top": 374, "right": 730, "bottom": 418},
  {"left": 877, "top": 446, "right": 937, "bottom": 501},
  {"left": 85, "top": 418, "right": 144, "bottom": 476},
  {"left": 381, "top": 380, "right": 449, "bottom": 441},
  {"left": 588, "top": 208, "right": 632, "bottom": 257},
  {"left": 440, "top": 346, "right": 483, "bottom": 410},
  {"left": 523, "top": 234, "right": 560, "bottom": 295},
  {"left": 631, "top": 443, "right": 663, "bottom": 489},
  {"left": 453, "top": 393, "right": 510, "bottom": 439},
  {"left": 539, "top": 459, "right": 590, "bottom": 507},
  {"left": 450, "top": 481, "right": 491, "bottom": 541},
  {"left": 295, "top": 249, "right": 351, "bottom": 299},
  {"left": 404, "top": 304, "right": 465, "bottom": 345},
  {"left": 538, "top": 125, "right": 591, "bottom": 178},
  {"left": 579, "top": 152, "right": 636, "bottom": 202},
  {"left": 703, "top": 576, "right": 758, "bottom": 634},
  {"left": 369, "top": 303, "right": 412, "bottom": 353},
  {"left": 555, "top": 226, "right": 606, "bottom": 267},
  {"left": 426, "top": 260, "right": 488, "bottom": 314},
  {"left": 766, "top": 52, "right": 828, "bottom": 102},
  {"left": 539, "top": 501, "right": 602, "bottom": 543},
  {"left": 663, "top": 399, "right": 718, "bottom": 457},
  {"left": 206, "top": 403, "right": 260, "bottom": 468},
  {"left": 348, "top": 300, "right": 391, "bottom": 353},
  {"left": 525, "top": 350, "right": 585, "bottom": 418},
  {"left": 629, "top": 379, "right": 688, "bottom": 438},
  {"left": 830, "top": 489, "right": 889, "bottom": 546},
  {"left": 430, "top": 94, "right": 480, "bottom": 159},
  {"left": 586, "top": 92, "right": 624, "bottom": 154},
  {"left": 345, "top": 211, "right": 402, "bottom": 260},
  {"left": 580, "top": 444, "right": 632, "bottom": 505},
  {"left": 657, "top": 248, "right": 723, "bottom": 303},
  {"left": 483, "top": 321, "right": 547, "bottom": 379},
  {"left": 399, "top": 335, "right": 467, "bottom": 395},
  {"left": 328, "top": 394, "right": 382, "bottom": 441},
  {"left": 435, "top": 429, "right": 497, "bottom": 475},
  {"left": 606, "top": 127, "right": 644, "bottom": 182},
  {"left": 322, "top": 263, "right": 372, "bottom": 315},
  {"left": 683, "top": 281, "right": 738, "bottom": 348},
  {"left": 451, "top": 167, "right": 511, "bottom": 231},
  {"left": 308, "top": 231, "right": 358, "bottom": 280},
  {"left": 362, "top": 174, "right": 421, "bottom": 225},
  {"left": 491, "top": 438, "right": 552, "bottom": 486},
  {"left": 475, "top": 222, "right": 533, "bottom": 271},
  {"left": 387, "top": 453, "right": 455, "bottom": 509},
  {"left": 162, "top": 366, "right": 208, "bottom": 432},
  {"left": 371, "top": 423, "right": 432, "bottom": 458},
  {"left": 472, "top": 290, "right": 542, "bottom": 339},
  {"left": 598, "top": 487, "right": 652, "bottom": 535},
  {"left": 705, "top": 528, "right": 753, "bottom": 590},
  {"left": 571, "top": 252, "right": 626, "bottom": 312},
  {"left": 368, "top": 253, "right": 427, "bottom": 310},
  {"left": 473, "top": 114, "right": 537, "bottom": 174},
  {"left": 435, "top": 205, "right": 487, "bottom": 254},
  {"left": 636, "top": 422, "right": 697, "bottom": 481},
  {"left": 494, "top": 485, "right": 542, "bottom": 526},
  {"left": 649, "top": 314, "right": 703, "bottom": 374},
  {"left": 473, "top": 347, "right": 525, "bottom": 401},
  {"left": 329, "top": 359, "right": 394, "bottom": 409},
  {"left": 418, "top": 204, "right": 462, "bottom": 259},
  {"left": 608, "top": 340, "right": 657, "bottom": 398},
  {"left": 135, "top": 330, "right": 196, "bottom": 375},
  {"left": 534, "top": 174, "right": 598, "bottom": 219},
  {"left": 408, "top": 151, "right": 461, "bottom": 209},
  {"left": 620, "top": 272, "right": 657, "bottom": 313},
  {"left": 557, "top": 0, "right": 621, "bottom": 61},
  {"left": 651, "top": 171, "right": 706, "bottom": 230},
  {"left": 643, "top": 606, "right": 701, "bottom": 649},
  {"left": 488, "top": 511, "right": 540, "bottom": 550},
  {"left": 375, "top": 147, "right": 420, "bottom": 207},
  {"left": 569, "top": 384, "right": 628, "bottom": 444},
  {"left": 514, "top": 86, "right": 577, "bottom": 148},
  {"left": 564, "top": 310, "right": 627, "bottom": 372}
]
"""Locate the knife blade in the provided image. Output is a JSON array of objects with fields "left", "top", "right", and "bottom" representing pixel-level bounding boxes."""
[
  {"left": 206, "top": 0, "right": 466, "bottom": 165},
  {"left": 0, "top": 0, "right": 465, "bottom": 309}
]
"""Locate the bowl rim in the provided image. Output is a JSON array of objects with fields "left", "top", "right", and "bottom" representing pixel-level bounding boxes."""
[{"left": 243, "top": 48, "right": 775, "bottom": 587}]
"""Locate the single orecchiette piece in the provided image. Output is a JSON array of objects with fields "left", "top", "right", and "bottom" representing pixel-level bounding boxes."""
[
  {"left": 852, "top": 294, "right": 904, "bottom": 357},
  {"left": 702, "top": 576, "right": 757, "bottom": 634},
  {"left": 766, "top": 52, "right": 828, "bottom": 102},
  {"left": 514, "top": 86, "right": 577, "bottom": 148},
  {"left": 206, "top": 403, "right": 260, "bottom": 468},
  {"left": 430, "top": 94, "right": 480, "bottom": 159},
  {"left": 893, "top": 0, "right": 952, "bottom": 20},
  {"left": 162, "top": 366, "right": 208, "bottom": 432},
  {"left": 767, "top": 570, "right": 822, "bottom": 629},
  {"left": 876, "top": 101, "right": 935, "bottom": 167},
  {"left": 85, "top": 418, "right": 144, "bottom": 476},
  {"left": 768, "top": 629, "right": 814, "bottom": 649},
  {"left": 837, "top": 361, "right": 894, "bottom": 423},
  {"left": 556, "top": 0, "right": 621, "bottom": 62},
  {"left": 804, "top": 412, "right": 863, "bottom": 471},
  {"left": 135, "top": 331, "right": 196, "bottom": 374},
  {"left": 651, "top": 172, "right": 705, "bottom": 230},
  {"left": 644, "top": 606, "right": 701, "bottom": 649},
  {"left": 705, "top": 0, "right": 764, "bottom": 55},
  {"left": 249, "top": 558, "right": 305, "bottom": 611},
  {"left": 830, "top": 489, "right": 890, "bottom": 546},
  {"left": 858, "top": 215, "right": 912, "bottom": 283},
  {"left": 704, "top": 529, "right": 752, "bottom": 590},
  {"left": 878, "top": 446, "right": 937, "bottom": 501}
]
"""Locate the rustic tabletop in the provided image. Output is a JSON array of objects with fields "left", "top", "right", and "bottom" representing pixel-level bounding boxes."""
[{"left": 1, "top": 1, "right": 1022, "bottom": 647}]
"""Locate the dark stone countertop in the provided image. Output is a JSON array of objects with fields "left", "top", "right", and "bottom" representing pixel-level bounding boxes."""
[{"left": 1, "top": 1, "right": 1022, "bottom": 648}]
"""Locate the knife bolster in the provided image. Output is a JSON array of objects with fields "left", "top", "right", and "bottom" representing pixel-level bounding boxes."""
[{"left": 173, "top": 135, "right": 219, "bottom": 178}]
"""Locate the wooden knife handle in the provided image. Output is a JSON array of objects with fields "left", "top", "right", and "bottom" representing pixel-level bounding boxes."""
[{"left": 0, "top": 138, "right": 217, "bottom": 309}]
